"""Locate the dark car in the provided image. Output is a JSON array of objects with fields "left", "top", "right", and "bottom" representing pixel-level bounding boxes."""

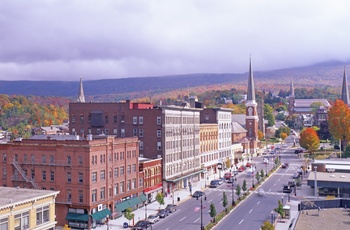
[
  {"left": 192, "top": 191, "right": 205, "bottom": 198},
  {"left": 209, "top": 180, "right": 220, "bottom": 188},
  {"left": 288, "top": 181, "right": 295, "bottom": 187},
  {"left": 165, "top": 204, "right": 177, "bottom": 213},
  {"left": 292, "top": 173, "right": 300, "bottom": 179},
  {"left": 294, "top": 149, "right": 304, "bottom": 154},
  {"left": 132, "top": 220, "right": 152, "bottom": 230},
  {"left": 156, "top": 209, "right": 169, "bottom": 218},
  {"left": 283, "top": 185, "right": 292, "bottom": 193}
]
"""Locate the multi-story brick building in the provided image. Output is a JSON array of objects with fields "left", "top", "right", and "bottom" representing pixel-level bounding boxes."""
[
  {"left": 199, "top": 123, "right": 218, "bottom": 179},
  {"left": 0, "top": 135, "right": 141, "bottom": 229},
  {"left": 139, "top": 158, "right": 162, "bottom": 203},
  {"left": 69, "top": 100, "right": 203, "bottom": 195}
]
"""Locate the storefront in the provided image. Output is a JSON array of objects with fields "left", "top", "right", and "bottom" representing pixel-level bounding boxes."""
[{"left": 144, "top": 183, "right": 162, "bottom": 203}]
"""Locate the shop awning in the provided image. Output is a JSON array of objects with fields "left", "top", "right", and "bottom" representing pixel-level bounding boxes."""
[
  {"left": 127, "top": 197, "right": 142, "bottom": 207},
  {"left": 143, "top": 183, "right": 162, "bottom": 194},
  {"left": 115, "top": 201, "right": 130, "bottom": 212},
  {"left": 66, "top": 213, "right": 89, "bottom": 222},
  {"left": 91, "top": 209, "right": 112, "bottom": 220},
  {"left": 165, "top": 169, "right": 206, "bottom": 182},
  {"left": 140, "top": 194, "right": 147, "bottom": 202}
]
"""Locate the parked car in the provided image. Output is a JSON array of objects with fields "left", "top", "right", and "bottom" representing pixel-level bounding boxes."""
[
  {"left": 192, "top": 191, "right": 205, "bottom": 198},
  {"left": 288, "top": 181, "right": 295, "bottom": 187},
  {"left": 224, "top": 172, "right": 232, "bottom": 180},
  {"left": 146, "top": 214, "right": 159, "bottom": 224},
  {"left": 227, "top": 177, "right": 235, "bottom": 183},
  {"left": 281, "top": 163, "right": 289, "bottom": 168},
  {"left": 165, "top": 204, "right": 177, "bottom": 213},
  {"left": 209, "top": 180, "right": 220, "bottom": 188},
  {"left": 334, "top": 144, "right": 340, "bottom": 150},
  {"left": 246, "top": 162, "right": 252, "bottom": 167},
  {"left": 283, "top": 185, "right": 292, "bottom": 193},
  {"left": 132, "top": 220, "right": 153, "bottom": 230},
  {"left": 218, "top": 178, "right": 225, "bottom": 184},
  {"left": 292, "top": 173, "right": 300, "bottom": 179},
  {"left": 156, "top": 209, "right": 169, "bottom": 218},
  {"left": 238, "top": 166, "right": 246, "bottom": 172},
  {"left": 263, "top": 158, "right": 269, "bottom": 164}
]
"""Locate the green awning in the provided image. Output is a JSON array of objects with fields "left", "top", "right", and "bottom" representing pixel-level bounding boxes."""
[
  {"left": 127, "top": 197, "right": 142, "bottom": 207},
  {"left": 91, "top": 209, "right": 112, "bottom": 220},
  {"left": 115, "top": 201, "right": 130, "bottom": 212},
  {"left": 140, "top": 194, "right": 147, "bottom": 202},
  {"left": 66, "top": 213, "right": 89, "bottom": 222}
]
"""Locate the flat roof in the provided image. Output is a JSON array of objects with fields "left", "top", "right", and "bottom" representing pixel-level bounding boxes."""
[
  {"left": 307, "top": 172, "right": 350, "bottom": 183},
  {"left": 0, "top": 187, "right": 59, "bottom": 209}
]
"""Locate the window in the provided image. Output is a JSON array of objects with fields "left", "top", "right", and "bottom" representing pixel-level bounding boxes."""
[
  {"left": 114, "top": 184, "right": 119, "bottom": 195},
  {"left": 31, "top": 154, "right": 35, "bottom": 163},
  {"left": 139, "top": 129, "right": 144, "bottom": 137},
  {"left": 157, "top": 141, "right": 162, "bottom": 150},
  {"left": 42, "top": 155, "right": 46, "bottom": 163},
  {"left": 139, "top": 141, "right": 144, "bottom": 150},
  {"left": 88, "top": 113, "right": 92, "bottom": 123},
  {"left": 100, "top": 187, "right": 105, "bottom": 199},
  {"left": 67, "top": 172, "right": 72, "bottom": 183},
  {"left": 120, "top": 166, "right": 124, "bottom": 175},
  {"left": 67, "top": 190, "right": 72, "bottom": 202},
  {"left": 0, "top": 217, "right": 8, "bottom": 230},
  {"left": 113, "top": 128, "right": 118, "bottom": 136},
  {"left": 120, "top": 182, "right": 125, "bottom": 193},
  {"left": 78, "top": 156, "right": 83, "bottom": 165},
  {"left": 132, "top": 164, "right": 136, "bottom": 172},
  {"left": 50, "top": 155, "right": 54, "bottom": 164},
  {"left": 127, "top": 165, "right": 131, "bottom": 174},
  {"left": 36, "top": 205, "right": 49, "bottom": 225},
  {"left": 114, "top": 167, "right": 119, "bottom": 177},
  {"left": 105, "top": 113, "right": 109, "bottom": 124},
  {"left": 100, "top": 170, "right": 105, "bottom": 180},
  {"left": 132, "top": 178, "right": 136, "bottom": 189},
  {"left": 133, "top": 116, "right": 137, "bottom": 124},
  {"left": 67, "top": 156, "right": 71, "bottom": 164},
  {"left": 50, "top": 171, "right": 54, "bottom": 181},
  {"left": 157, "top": 116, "right": 161, "bottom": 125},
  {"left": 100, "top": 155, "right": 102, "bottom": 164},
  {"left": 120, "top": 152, "right": 124, "bottom": 160},
  {"left": 157, "top": 129, "right": 161, "bottom": 137},
  {"left": 105, "top": 129, "right": 108, "bottom": 135},
  {"left": 139, "top": 116, "right": 144, "bottom": 124},
  {"left": 121, "top": 129, "right": 125, "bottom": 137},
  {"left": 113, "top": 113, "right": 117, "bottom": 123},
  {"left": 2, "top": 168, "right": 6, "bottom": 179},
  {"left": 71, "top": 114, "right": 75, "bottom": 124},
  {"left": 14, "top": 211, "right": 29, "bottom": 230},
  {"left": 92, "top": 172, "right": 97, "bottom": 183},
  {"left": 78, "top": 172, "right": 83, "bottom": 183},
  {"left": 92, "top": 189, "right": 97, "bottom": 202},
  {"left": 79, "top": 190, "right": 83, "bottom": 203},
  {"left": 80, "top": 113, "right": 84, "bottom": 124},
  {"left": 127, "top": 180, "right": 131, "bottom": 191},
  {"left": 24, "top": 154, "right": 27, "bottom": 163},
  {"left": 2, "top": 153, "right": 6, "bottom": 162},
  {"left": 133, "top": 128, "right": 137, "bottom": 136},
  {"left": 72, "top": 128, "right": 76, "bottom": 135},
  {"left": 80, "top": 128, "right": 84, "bottom": 134},
  {"left": 42, "top": 170, "right": 46, "bottom": 181},
  {"left": 31, "top": 169, "right": 35, "bottom": 179},
  {"left": 139, "top": 178, "right": 143, "bottom": 187}
]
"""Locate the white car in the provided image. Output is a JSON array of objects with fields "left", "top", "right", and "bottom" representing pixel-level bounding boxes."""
[
  {"left": 146, "top": 214, "right": 160, "bottom": 224},
  {"left": 263, "top": 158, "right": 269, "bottom": 164}
]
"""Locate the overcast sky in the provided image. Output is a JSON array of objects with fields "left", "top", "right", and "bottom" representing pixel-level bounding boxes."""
[{"left": 1, "top": 0, "right": 350, "bottom": 81}]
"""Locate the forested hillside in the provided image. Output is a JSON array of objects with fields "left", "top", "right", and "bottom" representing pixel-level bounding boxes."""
[{"left": 0, "top": 95, "right": 69, "bottom": 138}]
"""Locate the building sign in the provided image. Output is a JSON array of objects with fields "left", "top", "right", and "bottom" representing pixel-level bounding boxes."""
[{"left": 217, "top": 163, "right": 223, "bottom": 170}]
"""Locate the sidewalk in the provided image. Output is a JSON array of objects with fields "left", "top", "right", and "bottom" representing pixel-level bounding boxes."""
[
  {"left": 275, "top": 200, "right": 299, "bottom": 230},
  {"left": 93, "top": 165, "right": 243, "bottom": 230}
]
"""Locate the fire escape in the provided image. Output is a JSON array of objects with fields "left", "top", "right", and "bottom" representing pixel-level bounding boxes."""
[{"left": 12, "top": 160, "right": 41, "bottom": 190}]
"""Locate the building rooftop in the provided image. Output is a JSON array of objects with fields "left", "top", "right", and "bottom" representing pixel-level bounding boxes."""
[
  {"left": 307, "top": 172, "right": 350, "bottom": 183},
  {"left": 0, "top": 187, "right": 59, "bottom": 209}
]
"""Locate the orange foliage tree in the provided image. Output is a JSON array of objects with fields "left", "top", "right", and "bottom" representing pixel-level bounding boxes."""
[
  {"left": 299, "top": 128, "right": 320, "bottom": 158},
  {"left": 328, "top": 100, "right": 350, "bottom": 148},
  {"left": 279, "top": 132, "right": 288, "bottom": 142}
]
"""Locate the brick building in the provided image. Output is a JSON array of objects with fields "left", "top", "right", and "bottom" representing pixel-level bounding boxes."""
[
  {"left": 139, "top": 158, "right": 162, "bottom": 203},
  {"left": 0, "top": 135, "right": 141, "bottom": 229}
]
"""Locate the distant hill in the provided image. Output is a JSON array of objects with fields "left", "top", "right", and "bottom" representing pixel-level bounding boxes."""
[{"left": 0, "top": 61, "right": 348, "bottom": 101}]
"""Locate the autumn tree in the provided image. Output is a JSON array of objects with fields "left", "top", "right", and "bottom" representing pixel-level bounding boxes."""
[
  {"left": 328, "top": 100, "right": 350, "bottom": 149},
  {"left": 299, "top": 128, "right": 320, "bottom": 158},
  {"left": 225, "top": 157, "right": 231, "bottom": 170},
  {"left": 279, "top": 132, "right": 287, "bottom": 142},
  {"left": 258, "top": 130, "right": 264, "bottom": 141}
]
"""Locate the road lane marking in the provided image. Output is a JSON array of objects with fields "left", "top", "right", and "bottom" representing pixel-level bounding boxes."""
[
  {"left": 269, "top": 189, "right": 271, "bottom": 192},
  {"left": 278, "top": 179, "right": 280, "bottom": 181},
  {"left": 249, "top": 209, "right": 253, "bottom": 213},
  {"left": 179, "top": 217, "right": 186, "bottom": 222},
  {"left": 239, "top": 219, "right": 244, "bottom": 224},
  {"left": 273, "top": 183, "right": 276, "bottom": 186},
  {"left": 257, "top": 201, "right": 260, "bottom": 205},
  {"left": 194, "top": 218, "right": 200, "bottom": 223},
  {"left": 209, "top": 199, "right": 213, "bottom": 203}
]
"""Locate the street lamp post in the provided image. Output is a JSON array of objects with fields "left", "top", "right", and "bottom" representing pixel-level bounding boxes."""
[
  {"left": 106, "top": 215, "right": 109, "bottom": 230},
  {"left": 200, "top": 195, "right": 204, "bottom": 230},
  {"left": 144, "top": 203, "right": 147, "bottom": 220},
  {"left": 252, "top": 169, "right": 255, "bottom": 188},
  {"left": 281, "top": 195, "right": 284, "bottom": 205},
  {"left": 231, "top": 182, "right": 235, "bottom": 206},
  {"left": 314, "top": 166, "right": 318, "bottom": 199},
  {"left": 265, "top": 162, "right": 268, "bottom": 177},
  {"left": 271, "top": 211, "right": 274, "bottom": 224}
]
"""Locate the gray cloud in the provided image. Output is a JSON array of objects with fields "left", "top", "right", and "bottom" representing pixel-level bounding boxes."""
[{"left": 1, "top": 0, "right": 350, "bottom": 81}]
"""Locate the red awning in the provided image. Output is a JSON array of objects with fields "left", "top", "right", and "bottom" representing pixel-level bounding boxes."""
[{"left": 143, "top": 183, "right": 162, "bottom": 194}]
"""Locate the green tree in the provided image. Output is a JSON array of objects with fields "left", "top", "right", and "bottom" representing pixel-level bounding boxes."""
[
  {"left": 156, "top": 192, "right": 164, "bottom": 209},
  {"left": 310, "top": 102, "right": 324, "bottom": 113},
  {"left": 242, "top": 179, "right": 247, "bottom": 194},
  {"left": 236, "top": 184, "right": 241, "bottom": 198},
  {"left": 209, "top": 203, "right": 217, "bottom": 222},
  {"left": 255, "top": 171, "right": 261, "bottom": 183},
  {"left": 124, "top": 208, "right": 135, "bottom": 225},
  {"left": 344, "top": 144, "right": 350, "bottom": 158},
  {"left": 264, "top": 104, "right": 275, "bottom": 126},
  {"left": 275, "top": 126, "right": 291, "bottom": 138},
  {"left": 261, "top": 221, "right": 275, "bottom": 230},
  {"left": 274, "top": 200, "right": 284, "bottom": 218},
  {"left": 260, "top": 169, "right": 265, "bottom": 179},
  {"left": 222, "top": 192, "right": 228, "bottom": 209}
]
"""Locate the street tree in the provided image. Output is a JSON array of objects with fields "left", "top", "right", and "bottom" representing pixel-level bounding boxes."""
[
  {"left": 261, "top": 221, "right": 274, "bottom": 230},
  {"left": 222, "top": 192, "right": 228, "bottom": 209},
  {"left": 255, "top": 171, "right": 261, "bottom": 183},
  {"left": 242, "top": 179, "right": 247, "bottom": 194},
  {"left": 258, "top": 130, "right": 264, "bottom": 141},
  {"left": 209, "top": 203, "right": 217, "bottom": 223},
  {"left": 260, "top": 169, "right": 265, "bottom": 179},
  {"left": 299, "top": 128, "right": 320, "bottom": 158},
  {"left": 225, "top": 157, "right": 231, "bottom": 170},
  {"left": 156, "top": 192, "right": 164, "bottom": 209},
  {"left": 236, "top": 184, "right": 241, "bottom": 199},
  {"left": 328, "top": 99, "right": 350, "bottom": 149},
  {"left": 275, "top": 126, "right": 291, "bottom": 138},
  {"left": 124, "top": 208, "right": 135, "bottom": 225},
  {"left": 280, "top": 132, "right": 287, "bottom": 142},
  {"left": 274, "top": 200, "right": 284, "bottom": 218}
]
